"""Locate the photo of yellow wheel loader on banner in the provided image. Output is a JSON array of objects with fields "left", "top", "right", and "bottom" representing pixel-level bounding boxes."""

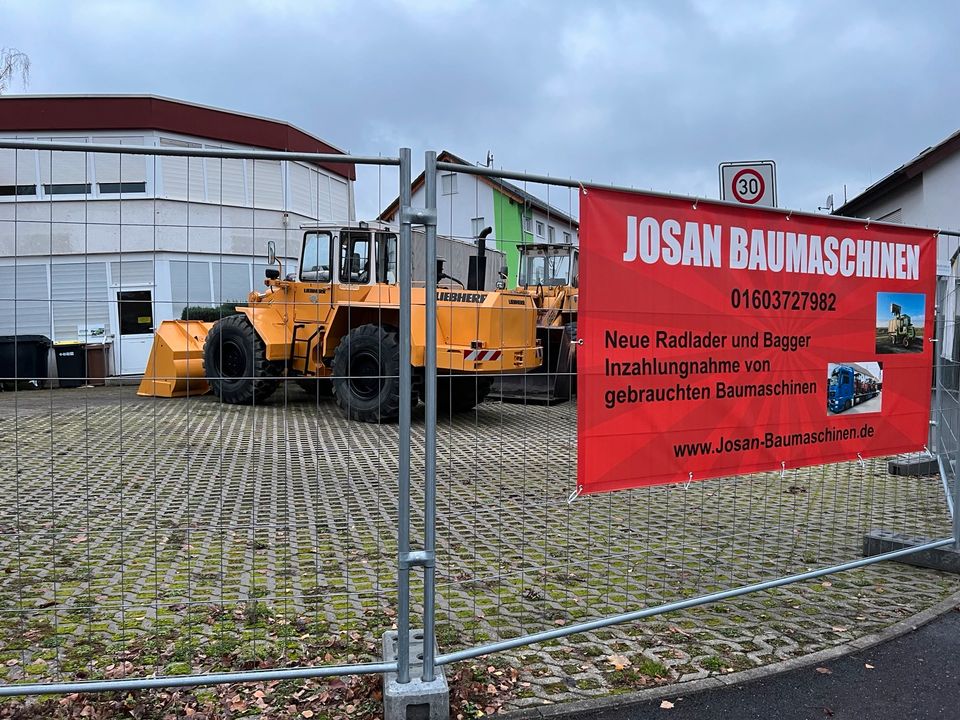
[{"left": 876, "top": 292, "right": 926, "bottom": 354}]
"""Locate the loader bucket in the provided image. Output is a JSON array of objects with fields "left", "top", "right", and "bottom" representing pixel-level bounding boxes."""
[
  {"left": 137, "top": 320, "right": 215, "bottom": 398},
  {"left": 489, "top": 324, "right": 577, "bottom": 405}
]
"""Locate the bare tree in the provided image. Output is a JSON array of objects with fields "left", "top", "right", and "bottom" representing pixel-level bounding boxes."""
[{"left": 0, "top": 48, "right": 30, "bottom": 94}]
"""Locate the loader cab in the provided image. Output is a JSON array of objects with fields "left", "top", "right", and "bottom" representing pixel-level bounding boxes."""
[
  {"left": 518, "top": 243, "right": 579, "bottom": 288},
  {"left": 299, "top": 227, "right": 398, "bottom": 286}
]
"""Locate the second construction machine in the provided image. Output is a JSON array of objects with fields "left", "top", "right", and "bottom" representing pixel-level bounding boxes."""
[
  {"left": 490, "top": 242, "right": 579, "bottom": 404},
  {"left": 138, "top": 223, "right": 543, "bottom": 422}
]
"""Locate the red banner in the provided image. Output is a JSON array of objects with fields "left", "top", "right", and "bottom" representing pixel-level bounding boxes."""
[{"left": 578, "top": 188, "right": 936, "bottom": 494}]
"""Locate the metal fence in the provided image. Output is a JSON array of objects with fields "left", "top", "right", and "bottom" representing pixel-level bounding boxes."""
[{"left": 0, "top": 140, "right": 956, "bottom": 717}]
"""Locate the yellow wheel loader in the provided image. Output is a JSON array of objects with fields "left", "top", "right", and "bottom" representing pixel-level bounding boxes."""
[
  {"left": 138, "top": 223, "right": 542, "bottom": 423},
  {"left": 488, "top": 242, "right": 578, "bottom": 405},
  {"left": 887, "top": 302, "right": 917, "bottom": 348}
]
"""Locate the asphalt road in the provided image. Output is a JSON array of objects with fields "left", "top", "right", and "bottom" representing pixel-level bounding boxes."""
[{"left": 580, "top": 608, "right": 960, "bottom": 720}]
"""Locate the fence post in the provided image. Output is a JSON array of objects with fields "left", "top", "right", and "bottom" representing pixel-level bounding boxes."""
[
  {"left": 396, "top": 147, "right": 413, "bottom": 684},
  {"left": 422, "top": 150, "right": 439, "bottom": 683},
  {"left": 383, "top": 150, "right": 448, "bottom": 720}
]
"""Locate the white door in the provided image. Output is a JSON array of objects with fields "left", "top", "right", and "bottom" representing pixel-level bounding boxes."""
[{"left": 116, "top": 289, "right": 155, "bottom": 375}]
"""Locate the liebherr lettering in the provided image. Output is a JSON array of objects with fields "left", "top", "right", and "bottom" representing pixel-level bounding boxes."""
[{"left": 437, "top": 292, "right": 487, "bottom": 303}]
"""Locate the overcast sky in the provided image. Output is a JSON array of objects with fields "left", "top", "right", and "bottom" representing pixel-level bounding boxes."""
[{"left": 3, "top": 0, "right": 959, "bottom": 221}]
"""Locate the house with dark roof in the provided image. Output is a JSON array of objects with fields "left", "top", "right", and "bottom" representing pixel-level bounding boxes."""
[
  {"left": 0, "top": 94, "right": 355, "bottom": 374},
  {"left": 834, "top": 128, "right": 960, "bottom": 274},
  {"left": 379, "top": 151, "right": 578, "bottom": 285}
]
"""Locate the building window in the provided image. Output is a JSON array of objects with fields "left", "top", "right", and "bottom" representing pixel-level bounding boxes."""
[
  {"left": 43, "top": 183, "right": 92, "bottom": 195},
  {"left": 878, "top": 208, "right": 903, "bottom": 224},
  {"left": 536, "top": 221, "right": 544, "bottom": 237},
  {"left": 563, "top": 231, "right": 572, "bottom": 244},
  {"left": 471, "top": 217, "right": 485, "bottom": 238},
  {"left": 0, "top": 184, "right": 36, "bottom": 197},
  {"left": 441, "top": 172, "right": 458, "bottom": 196},
  {"left": 547, "top": 226, "right": 555, "bottom": 242},
  {"left": 523, "top": 215, "right": 532, "bottom": 233},
  {"left": 98, "top": 181, "right": 147, "bottom": 194}
]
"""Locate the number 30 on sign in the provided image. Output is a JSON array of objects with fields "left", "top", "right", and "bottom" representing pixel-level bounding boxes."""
[{"left": 719, "top": 161, "right": 777, "bottom": 209}]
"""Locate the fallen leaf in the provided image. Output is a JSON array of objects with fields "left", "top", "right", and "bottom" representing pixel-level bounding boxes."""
[
  {"left": 302, "top": 711, "right": 314, "bottom": 719},
  {"left": 831, "top": 627, "right": 848, "bottom": 633},
  {"left": 865, "top": 663, "right": 875, "bottom": 670},
  {"left": 815, "top": 667, "right": 832, "bottom": 675},
  {"left": 660, "top": 700, "right": 675, "bottom": 709},
  {"left": 607, "top": 654, "right": 631, "bottom": 671},
  {"left": 821, "top": 581, "right": 832, "bottom": 588},
  {"left": 70, "top": 534, "right": 87, "bottom": 544}
]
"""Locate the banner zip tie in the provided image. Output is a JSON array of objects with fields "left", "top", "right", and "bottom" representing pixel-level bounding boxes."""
[
  {"left": 923, "top": 445, "right": 932, "bottom": 457},
  {"left": 578, "top": 182, "right": 587, "bottom": 196},
  {"left": 682, "top": 471, "right": 693, "bottom": 490},
  {"left": 857, "top": 453, "right": 865, "bottom": 469},
  {"left": 567, "top": 485, "right": 583, "bottom": 504},
  {"left": 780, "top": 461, "right": 786, "bottom": 480},
  {"left": 692, "top": 198, "right": 698, "bottom": 210}
]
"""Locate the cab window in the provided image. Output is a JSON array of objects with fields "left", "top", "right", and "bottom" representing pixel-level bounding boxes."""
[
  {"left": 300, "top": 232, "right": 332, "bottom": 282},
  {"left": 377, "top": 233, "right": 398, "bottom": 284},
  {"left": 339, "top": 233, "right": 371, "bottom": 284}
]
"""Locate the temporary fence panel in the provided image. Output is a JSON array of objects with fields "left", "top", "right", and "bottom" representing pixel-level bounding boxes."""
[
  {"left": 0, "top": 139, "right": 410, "bottom": 696},
  {"left": 427, "top": 160, "right": 958, "bottom": 706}
]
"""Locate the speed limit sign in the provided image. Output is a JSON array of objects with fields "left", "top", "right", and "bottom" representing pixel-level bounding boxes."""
[{"left": 719, "top": 161, "right": 777, "bottom": 208}]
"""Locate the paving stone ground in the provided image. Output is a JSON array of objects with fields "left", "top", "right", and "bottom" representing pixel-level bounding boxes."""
[{"left": 0, "top": 384, "right": 956, "bottom": 709}]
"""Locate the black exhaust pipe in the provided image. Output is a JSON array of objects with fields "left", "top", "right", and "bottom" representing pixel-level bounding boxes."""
[{"left": 467, "top": 226, "right": 493, "bottom": 291}]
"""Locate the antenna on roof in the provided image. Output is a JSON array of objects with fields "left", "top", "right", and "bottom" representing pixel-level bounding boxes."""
[
  {"left": 478, "top": 150, "right": 493, "bottom": 168},
  {"left": 818, "top": 193, "right": 834, "bottom": 213}
]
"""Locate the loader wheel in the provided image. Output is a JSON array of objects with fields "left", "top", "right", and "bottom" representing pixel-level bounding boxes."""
[
  {"left": 331, "top": 325, "right": 401, "bottom": 423},
  {"left": 204, "top": 314, "right": 279, "bottom": 404},
  {"left": 436, "top": 376, "right": 494, "bottom": 415}
]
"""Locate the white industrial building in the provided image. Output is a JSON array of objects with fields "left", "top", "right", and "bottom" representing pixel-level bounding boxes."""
[
  {"left": 0, "top": 95, "right": 355, "bottom": 375},
  {"left": 380, "top": 151, "right": 578, "bottom": 286}
]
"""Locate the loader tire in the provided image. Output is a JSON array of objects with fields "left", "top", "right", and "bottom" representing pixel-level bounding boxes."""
[
  {"left": 436, "top": 376, "right": 494, "bottom": 415},
  {"left": 204, "top": 314, "right": 279, "bottom": 405},
  {"left": 331, "top": 324, "right": 401, "bottom": 423}
]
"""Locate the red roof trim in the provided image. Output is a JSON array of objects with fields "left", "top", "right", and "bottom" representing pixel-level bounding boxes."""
[{"left": 0, "top": 96, "right": 355, "bottom": 180}]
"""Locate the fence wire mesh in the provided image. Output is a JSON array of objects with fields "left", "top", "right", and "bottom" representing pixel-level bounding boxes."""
[{"left": 0, "top": 142, "right": 406, "bottom": 693}]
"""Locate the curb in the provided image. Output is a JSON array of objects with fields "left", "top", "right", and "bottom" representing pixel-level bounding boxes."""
[{"left": 501, "top": 586, "right": 960, "bottom": 719}]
